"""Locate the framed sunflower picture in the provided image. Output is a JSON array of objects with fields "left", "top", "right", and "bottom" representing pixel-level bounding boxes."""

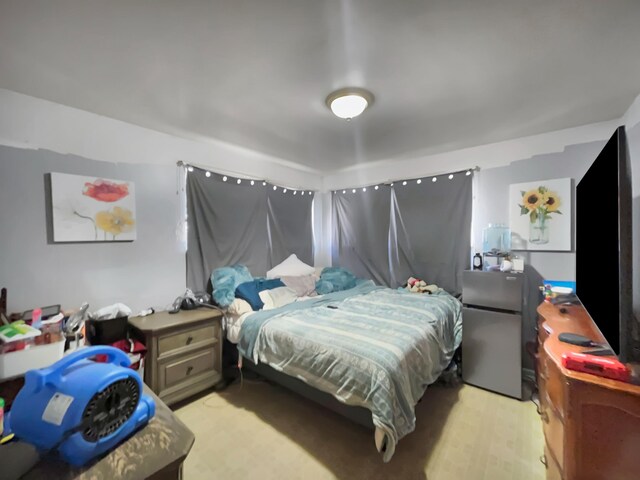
[
  {"left": 50, "top": 172, "right": 136, "bottom": 242},
  {"left": 508, "top": 177, "right": 571, "bottom": 251}
]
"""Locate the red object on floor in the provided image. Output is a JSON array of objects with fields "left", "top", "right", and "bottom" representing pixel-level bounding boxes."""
[
  {"left": 561, "top": 351, "right": 630, "bottom": 382},
  {"left": 94, "top": 339, "right": 146, "bottom": 370}
]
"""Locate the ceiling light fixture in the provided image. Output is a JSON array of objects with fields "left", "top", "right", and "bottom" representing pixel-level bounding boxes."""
[{"left": 325, "top": 87, "right": 374, "bottom": 120}]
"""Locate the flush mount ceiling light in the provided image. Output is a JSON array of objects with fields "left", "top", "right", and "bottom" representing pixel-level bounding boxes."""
[{"left": 325, "top": 87, "right": 374, "bottom": 120}]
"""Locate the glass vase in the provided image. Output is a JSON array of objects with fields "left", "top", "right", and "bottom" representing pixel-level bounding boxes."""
[{"left": 529, "top": 215, "right": 549, "bottom": 245}]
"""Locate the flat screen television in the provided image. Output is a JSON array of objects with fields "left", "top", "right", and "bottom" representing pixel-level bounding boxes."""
[{"left": 576, "top": 126, "right": 633, "bottom": 362}]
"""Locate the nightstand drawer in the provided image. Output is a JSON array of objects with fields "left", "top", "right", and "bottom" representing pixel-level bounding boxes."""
[
  {"left": 158, "top": 324, "right": 217, "bottom": 357},
  {"left": 161, "top": 347, "right": 217, "bottom": 389}
]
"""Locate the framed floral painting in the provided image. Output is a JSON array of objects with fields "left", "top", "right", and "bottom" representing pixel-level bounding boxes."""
[
  {"left": 508, "top": 178, "right": 571, "bottom": 251},
  {"left": 51, "top": 172, "right": 136, "bottom": 242}
]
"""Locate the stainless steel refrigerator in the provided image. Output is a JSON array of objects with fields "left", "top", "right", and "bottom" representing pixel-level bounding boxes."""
[{"left": 462, "top": 270, "right": 523, "bottom": 399}]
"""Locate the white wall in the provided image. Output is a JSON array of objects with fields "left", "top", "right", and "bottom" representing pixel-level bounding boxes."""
[
  {"left": 322, "top": 120, "right": 621, "bottom": 190},
  {"left": 0, "top": 89, "right": 322, "bottom": 191},
  {"left": 0, "top": 89, "right": 322, "bottom": 314}
]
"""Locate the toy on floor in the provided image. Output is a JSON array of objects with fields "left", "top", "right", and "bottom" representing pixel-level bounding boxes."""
[{"left": 404, "top": 277, "right": 439, "bottom": 294}]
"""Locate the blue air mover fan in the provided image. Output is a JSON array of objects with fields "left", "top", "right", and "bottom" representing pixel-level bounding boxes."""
[{"left": 6, "top": 346, "right": 155, "bottom": 466}]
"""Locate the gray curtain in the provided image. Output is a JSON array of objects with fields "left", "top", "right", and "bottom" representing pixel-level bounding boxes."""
[
  {"left": 331, "top": 173, "right": 472, "bottom": 294},
  {"left": 267, "top": 188, "right": 314, "bottom": 269},
  {"left": 186, "top": 168, "right": 315, "bottom": 291},
  {"left": 390, "top": 174, "right": 473, "bottom": 294},
  {"left": 332, "top": 186, "right": 392, "bottom": 286}
]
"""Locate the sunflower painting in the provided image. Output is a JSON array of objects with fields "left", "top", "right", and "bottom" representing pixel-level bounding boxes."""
[
  {"left": 51, "top": 172, "right": 136, "bottom": 242},
  {"left": 509, "top": 178, "right": 571, "bottom": 251}
]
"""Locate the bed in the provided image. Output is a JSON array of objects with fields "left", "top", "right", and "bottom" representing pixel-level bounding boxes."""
[{"left": 226, "top": 280, "right": 462, "bottom": 461}]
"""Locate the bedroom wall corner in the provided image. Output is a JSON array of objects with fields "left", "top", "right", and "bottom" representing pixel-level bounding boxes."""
[{"left": 313, "top": 191, "right": 332, "bottom": 270}]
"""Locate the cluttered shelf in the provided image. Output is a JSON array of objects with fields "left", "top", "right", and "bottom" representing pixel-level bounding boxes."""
[{"left": 0, "top": 288, "right": 205, "bottom": 479}]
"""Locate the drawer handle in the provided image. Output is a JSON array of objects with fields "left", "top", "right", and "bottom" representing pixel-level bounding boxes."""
[
  {"left": 540, "top": 455, "right": 547, "bottom": 468},
  {"left": 186, "top": 335, "right": 194, "bottom": 345},
  {"left": 186, "top": 366, "right": 193, "bottom": 375}
]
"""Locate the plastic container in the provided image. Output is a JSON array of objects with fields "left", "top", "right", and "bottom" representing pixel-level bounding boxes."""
[
  {"left": 482, "top": 223, "right": 511, "bottom": 253},
  {"left": 0, "top": 340, "right": 65, "bottom": 380},
  {"left": 85, "top": 316, "right": 129, "bottom": 345}
]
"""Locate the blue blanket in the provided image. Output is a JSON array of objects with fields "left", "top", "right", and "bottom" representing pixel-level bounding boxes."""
[{"left": 237, "top": 283, "right": 462, "bottom": 461}]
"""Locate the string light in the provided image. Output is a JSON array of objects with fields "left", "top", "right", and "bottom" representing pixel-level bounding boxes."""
[
  {"left": 263, "top": 181, "right": 267, "bottom": 186},
  {"left": 293, "top": 190, "right": 297, "bottom": 195},
  {"left": 362, "top": 187, "right": 366, "bottom": 192},
  {"left": 205, "top": 171, "right": 211, "bottom": 177},
  {"left": 283, "top": 188, "right": 287, "bottom": 193},
  {"left": 250, "top": 180, "right": 255, "bottom": 186},
  {"left": 417, "top": 179, "right": 422, "bottom": 184},
  {"left": 237, "top": 179, "right": 242, "bottom": 184},
  {"left": 375, "top": 185, "right": 379, "bottom": 190},
  {"left": 390, "top": 182, "right": 394, "bottom": 186},
  {"left": 402, "top": 181, "right": 407, "bottom": 186},
  {"left": 187, "top": 166, "right": 194, "bottom": 172},
  {"left": 309, "top": 192, "right": 312, "bottom": 195},
  {"left": 432, "top": 177, "right": 437, "bottom": 183},
  {"left": 352, "top": 189, "right": 356, "bottom": 193},
  {"left": 342, "top": 190, "right": 346, "bottom": 194},
  {"left": 273, "top": 185, "right": 277, "bottom": 190},
  {"left": 222, "top": 176, "right": 228, "bottom": 182},
  {"left": 466, "top": 170, "right": 471, "bottom": 176},
  {"left": 448, "top": 174, "right": 454, "bottom": 180},
  {"left": 302, "top": 191, "right": 305, "bottom": 196}
]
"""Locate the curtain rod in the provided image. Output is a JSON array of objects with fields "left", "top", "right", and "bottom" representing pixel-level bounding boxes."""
[{"left": 176, "top": 161, "right": 316, "bottom": 192}]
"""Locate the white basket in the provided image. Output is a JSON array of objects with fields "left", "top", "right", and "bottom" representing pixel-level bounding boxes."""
[{"left": 0, "top": 340, "right": 65, "bottom": 380}]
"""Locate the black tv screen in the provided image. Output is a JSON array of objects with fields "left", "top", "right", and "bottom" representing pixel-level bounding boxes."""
[{"left": 576, "top": 126, "right": 633, "bottom": 362}]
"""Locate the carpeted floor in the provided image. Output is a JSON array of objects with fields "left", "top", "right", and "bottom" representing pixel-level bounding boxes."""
[{"left": 175, "top": 379, "right": 545, "bottom": 480}]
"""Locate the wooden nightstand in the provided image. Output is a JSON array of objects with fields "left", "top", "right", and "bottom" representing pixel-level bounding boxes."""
[{"left": 129, "top": 309, "right": 223, "bottom": 406}]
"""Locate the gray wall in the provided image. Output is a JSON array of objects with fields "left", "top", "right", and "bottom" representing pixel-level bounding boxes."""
[
  {"left": 0, "top": 146, "right": 185, "bottom": 314},
  {"left": 474, "top": 139, "right": 609, "bottom": 369}
]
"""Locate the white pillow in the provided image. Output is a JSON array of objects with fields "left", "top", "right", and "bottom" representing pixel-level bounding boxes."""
[
  {"left": 265, "top": 287, "right": 298, "bottom": 309},
  {"left": 266, "top": 254, "right": 315, "bottom": 279},
  {"left": 227, "top": 298, "right": 252, "bottom": 316},
  {"left": 258, "top": 290, "right": 274, "bottom": 310}
]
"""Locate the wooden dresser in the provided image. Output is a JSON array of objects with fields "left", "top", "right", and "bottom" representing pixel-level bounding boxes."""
[
  {"left": 129, "top": 309, "right": 223, "bottom": 406},
  {"left": 536, "top": 301, "right": 640, "bottom": 480}
]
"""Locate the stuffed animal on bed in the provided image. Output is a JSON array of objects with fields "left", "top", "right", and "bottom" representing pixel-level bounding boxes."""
[{"left": 405, "top": 277, "right": 439, "bottom": 294}]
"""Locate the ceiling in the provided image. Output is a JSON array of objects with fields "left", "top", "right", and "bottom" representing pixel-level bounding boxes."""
[{"left": 1, "top": 1, "right": 640, "bottom": 173}]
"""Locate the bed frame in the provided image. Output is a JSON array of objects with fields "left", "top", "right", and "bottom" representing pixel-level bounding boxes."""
[{"left": 241, "top": 356, "right": 375, "bottom": 430}]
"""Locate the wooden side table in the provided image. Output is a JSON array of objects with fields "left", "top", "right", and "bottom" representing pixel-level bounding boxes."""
[{"left": 129, "top": 309, "right": 223, "bottom": 406}]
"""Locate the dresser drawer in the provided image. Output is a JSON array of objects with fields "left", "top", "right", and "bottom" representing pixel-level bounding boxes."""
[
  {"left": 158, "top": 324, "right": 217, "bottom": 357},
  {"left": 544, "top": 354, "right": 566, "bottom": 417},
  {"left": 160, "top": 347, "right": 217, "bottom": 390},
  {"left": 543, "top": 445, "right": 564, "bottom": 480},
  {"left": 542, "top": 405, "right": 564, "bottom": 472}
]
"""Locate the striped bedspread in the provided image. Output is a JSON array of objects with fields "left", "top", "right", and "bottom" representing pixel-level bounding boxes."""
[{"left": 237, "top": 281, "right": 462, "bottom": 461}]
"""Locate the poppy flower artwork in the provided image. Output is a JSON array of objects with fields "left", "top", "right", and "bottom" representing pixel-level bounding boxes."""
[
  {"left": 508, "top": 177, "right": 571, "bottom": 251},
  {"left": 51, "top": 172, "right": 136, "bottom": 242},
  {"left": 83, "top": 179, "right": 129, "bottom": 202}
]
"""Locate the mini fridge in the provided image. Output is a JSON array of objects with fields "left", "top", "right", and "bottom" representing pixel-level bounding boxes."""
[{"left": 462, "top": 270, "right": 523, "bottom": 399}]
